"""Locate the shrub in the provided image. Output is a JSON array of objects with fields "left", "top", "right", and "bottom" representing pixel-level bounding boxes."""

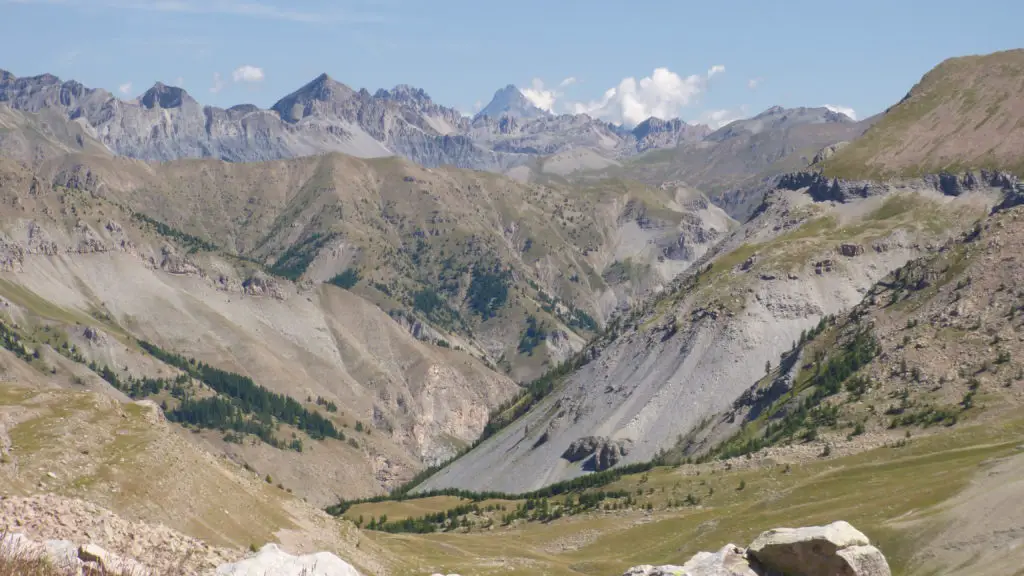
[{"left": 327, "top": 269, "right": 361, "bottom": 289}]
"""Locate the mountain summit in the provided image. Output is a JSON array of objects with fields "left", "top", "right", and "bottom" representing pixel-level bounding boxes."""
[
  {"left": 139, "top": 82, "right": 196, "bottom": 109},
  {"left": 475, "top": 84, "right": 549, "bottom": 120},
  {"left": 271, "top": 72, "right": 356, "bottom": 122}
]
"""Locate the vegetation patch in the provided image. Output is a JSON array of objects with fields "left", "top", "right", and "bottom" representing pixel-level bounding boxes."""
[
  {"left": 466, "top": 263, "right": 511, "bottom": 320},
  {"left": 326, "top": 268, "right": 361, "bottom": 290},
  {"left": 269, "top": 232, "right": 339, "bottom": 281},
  {"left": 137, "top": 341, "right": 343, "bottom": 442},
  {"left": 517, "top": 315, "right": 548, "bottom": 356},
  {"left": 326, "top": 461, "right": 655, "bottom": 522},
  {"left": 131, "top": 212, "right": 219, "bottom": 253}
]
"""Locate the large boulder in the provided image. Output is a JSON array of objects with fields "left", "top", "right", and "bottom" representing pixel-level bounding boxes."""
[
  {"left": 215, "top": 543, "right": 361, "bottom": 576},
  {"left": 621, "top": 521, "right": 890, "bottom": 576},
  {"left": 747, "top": 521, "right": 890, "bottom": 576}
]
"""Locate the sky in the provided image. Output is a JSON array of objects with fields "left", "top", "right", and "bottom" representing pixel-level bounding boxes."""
[{"left": 1, "top": 0, "right": 1022, "bottom": 128}]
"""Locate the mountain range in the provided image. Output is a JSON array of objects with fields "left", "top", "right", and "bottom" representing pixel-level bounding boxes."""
[
  {"left": 1, "top": 48, "right": 1024, "bottom": 576},
  {"left": 0, "top": 70, "right": 714, "bottom": 171}
]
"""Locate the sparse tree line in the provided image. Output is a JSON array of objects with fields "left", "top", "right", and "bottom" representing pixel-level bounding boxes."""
[
  {"left": 351, "top": 482, "right": 711, "bottom": 534},
  {"left": 326, "top": 461, "right": 654, "bottom": 517},
  {"left": 0, "top": 320, "right": 32, "bottom": 361},
  {"left": 20, "top": 327, "right": 346, "bottom": 453},
  {"left": 269, "top": 232, "right": 340, "bottom": 280},
  {"left": 131, "top": 212, "right": 219, "bottom": 253},
  {"left": 137, "top": 340, "right": 343, "bottom": 441},
  {"left": 703, "top": 316, "right": 880, "bottom": 462}
]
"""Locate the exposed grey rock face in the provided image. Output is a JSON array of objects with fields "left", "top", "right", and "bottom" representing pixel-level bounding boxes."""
[
  {"left": 838, "top": 244, "right": 865, "bottom": 257},
  {"left": 241, "top": 271, "right": 286, "bottom": 300},
  {"left": 475, "top": 84, "right": 550, "bottom": 121},
  {"left": 561, "top": 436, "right": 633, "bottom": 471},
  {"left": 0, "top": 69, "right": 708, "bottom": 170},
  {"left": 778, "top": 168, "right": 1020, "bottom": 205},
  {"left": 621, "top": 521, "right": 890, "bottom": 576},
  {"left": 811, "top": 141, "right": 850, "bottom": 165},
  {"left": 633, "top": 117, "right": 712, "bottom": 153}
]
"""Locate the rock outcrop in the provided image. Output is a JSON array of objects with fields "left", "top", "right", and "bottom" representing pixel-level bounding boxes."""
[
  {"left": 621, "top": 521, "right": 890, "bottom": 576},
  {"left": 561, "top": 436, "right": 633, "bottom": 471}
]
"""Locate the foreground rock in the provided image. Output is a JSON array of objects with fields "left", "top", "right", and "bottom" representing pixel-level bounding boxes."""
[
  {"left": 624, "top": 544, "right": 757, "bottom": 576},
  {"left": 621, "top": 521, "right": 890, "bottom": 576},
  {"left": 1, "top": 533, "right": 151, "bottom": 575},
  {"left": 0, "top": 494, "right": 238, "bottom": 573},
  {"left": 747, "top": 521, "right": 888, "bottom": 576},
  {"left": 2, "top": 533, "right": 365, "bottom": 576},
  {"left": 215, "top": 543, "right": 361, "bottom": 576}
]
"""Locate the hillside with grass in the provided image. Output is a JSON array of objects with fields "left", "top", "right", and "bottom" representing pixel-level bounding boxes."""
[
  {"left": 321, "top": 201, "right": 1024, "bottom": 576},
  {"left": 824, "top": 49, "right": 1024, "bottom": 179},
  {"left": 416, "top": 171, "right": 1001, "bottom": 495}
]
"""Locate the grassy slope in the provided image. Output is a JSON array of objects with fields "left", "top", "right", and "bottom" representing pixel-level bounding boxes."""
[
  {"left": 825, "top": 49, "right": 1024, "bottom": 179},
  {"left": 353, "top": 195, "right": 1018, "bottom": 575},
  {"left": 351, "top": 419, "right": 1023, "bottom": 576}
]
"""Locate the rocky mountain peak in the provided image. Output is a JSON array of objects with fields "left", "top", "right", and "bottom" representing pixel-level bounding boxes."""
[
  {"left": 139, "top": 82, "right": 194, "bottom": 109},
  {"left": 475, "top": 84, "right": 549, "bottom": 121},
  {"left": 632, "top": 117, "right": 709, "bottom": 139},
  {"left": 376, "top": 83, "right": 432, "bottom": 105},
  {"left": 227, "top": 103, "right": 261, "bottom": 114},
  {"left": 630, "top": 116, "right": 712, "bottom": 152},
  {"left": 271, "top": 72, "right": 356, "bottom": 122}
]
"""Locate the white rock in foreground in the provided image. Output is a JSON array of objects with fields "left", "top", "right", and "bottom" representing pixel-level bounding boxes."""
[
  {"left": 620, "top": 521, "right": 890, "bottom": 576},
  {"left": 681, "top": 544, "right": 760, "bottom": 575},
  {"left": 215, "top": 543, "right": 361, "bottom": 576},
  {"left": 747, "top": 520, "right": 888, "bottom": 576}
]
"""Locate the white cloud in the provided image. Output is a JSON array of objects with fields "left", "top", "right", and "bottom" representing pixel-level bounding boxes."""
[
  {"left": 559, "top": 76, "right": 577, "bottom": 87},
  {"left": 118, "top": 82, "right": 133, "bottom": 95},
  {"left": 520, "top": 78, "right": 559, "bottom": 113},
  {"left": 696, "top": 106, "right": 749, "bottom": 129},
  {"left": 823, "top": 104, "right": 857, "bottom": 120},
  {"left": 747, "top": 78, "right": 761, "bottom": 90},
  {"left": 473, "top": 100, "right": 483, "bottom": 111},
  {"left": 232, "top": 65, "right": 264, "bottom": 83},
  {"left": 174, "top": 76, "right": 184, "bottom": 87},
  {"left": 209, "top": 72, "right": 225, "bottom": 94},
  {"left": 569, "top": 65, "right": 725, "bottom": 127}
]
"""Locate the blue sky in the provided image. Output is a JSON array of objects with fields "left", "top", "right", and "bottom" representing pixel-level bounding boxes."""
[{"left": 1, "top": 0, "right": 1022, "bottom": 127}]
